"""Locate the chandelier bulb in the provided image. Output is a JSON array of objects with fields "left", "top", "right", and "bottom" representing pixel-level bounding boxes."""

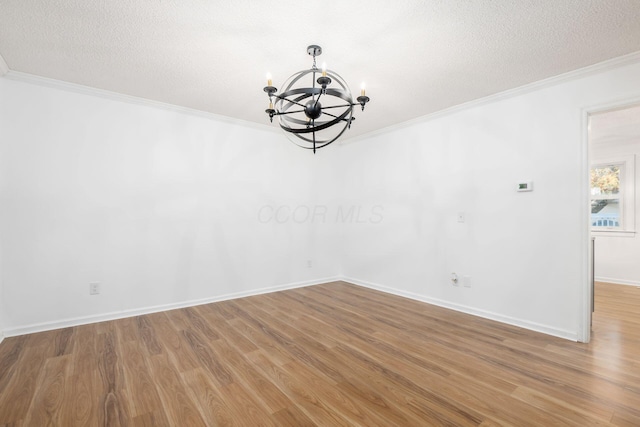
[
  {"left": 266, "top": 72, "right": 273, "bottom": 87},
  {"left": 322, "top": 62, "right": 327, "bottom": 77}
]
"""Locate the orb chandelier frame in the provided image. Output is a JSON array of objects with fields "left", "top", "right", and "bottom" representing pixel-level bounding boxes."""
[{"left": 263, "top": 45, "right": 370, "bottom": 153}]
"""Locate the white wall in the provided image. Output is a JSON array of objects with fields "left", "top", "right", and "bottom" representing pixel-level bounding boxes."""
[
  {"left": 339, "top": 60, "right": 640, "bottom": 340},
  {"left": 0, "top": 106, "right": 4, "bottom": 341},
  {"left": 591, "top": 140, "right": 640, "bottom": 285},
  {"left": 0, "top": 249, "right": 4, "bottom": 342},
  {"left": 0, "top": 77, "right": 342, "bottom": 335},
  {"left": 2, "top": 58, "right": 640, "bottom": 341},
  {"left": 0, "top": 56, "right": 5, "bottom": 343}
]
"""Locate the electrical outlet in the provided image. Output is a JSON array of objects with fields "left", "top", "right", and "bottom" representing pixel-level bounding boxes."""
[
  {"left": 457, "top": 212, "right": 465, "bottom": 223},
  {"left": 451, "top": 273, "right": 459, "bottom": 286},
  {"left": 307, "top": 260, "right": 313, "bottom": 268},
  {"left": 89, "top": 282, "right": 101, "bottom": 295}
]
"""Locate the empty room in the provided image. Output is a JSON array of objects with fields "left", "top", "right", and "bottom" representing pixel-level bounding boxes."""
[{"left": 1, "top": 1, "right": 640, "bottom": 426}]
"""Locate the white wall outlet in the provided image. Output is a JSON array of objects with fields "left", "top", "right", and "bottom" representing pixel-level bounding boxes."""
[
  {"left": 457, "top": 212, "right": 465, "bottom": 223},
  {"left": 307, "top": 260, "right": 313, "bottom": 268},
  {"left": 451, "top": 272, "right": 459, "bottom": 286},
  {"left": 463, "top": 275, "right": 472, "bottom": 288},
  {"left": 89, "top": 282, "right": 101, "bottom": 295}
]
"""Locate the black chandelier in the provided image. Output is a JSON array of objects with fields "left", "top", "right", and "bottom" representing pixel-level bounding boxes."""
[{"left": 263, "top": 45, "right": 370, "bottom": 153}]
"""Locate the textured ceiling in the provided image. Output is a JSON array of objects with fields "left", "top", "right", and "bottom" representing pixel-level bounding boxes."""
[{"left": 1, "top": 1, "right": 640, "bottom": 139}]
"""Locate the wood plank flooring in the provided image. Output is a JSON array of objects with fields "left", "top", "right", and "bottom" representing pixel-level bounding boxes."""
[{"left": 0, "top": 281, "right": 639, "bottom": 426}]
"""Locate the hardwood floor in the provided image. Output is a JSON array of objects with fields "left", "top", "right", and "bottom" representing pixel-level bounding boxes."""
[{"left": 0, "top": 281, "right": 639, "bottom": 426}]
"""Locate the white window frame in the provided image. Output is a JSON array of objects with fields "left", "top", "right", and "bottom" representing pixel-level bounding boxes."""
[{"left": 591, "top": 154, "right": 635, "bottom": 237}]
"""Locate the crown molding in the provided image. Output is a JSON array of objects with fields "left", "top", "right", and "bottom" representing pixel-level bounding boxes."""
[
  {"left": 2, "top": 70, "right": 281, "bottom": 135},
  {"left": 343, "top": 50, "right": 640, "bottom": 145},
  {"left": 0, "top": 53, "right": 8, "bottom": 77},
  {"left": 3, "top": 50, "right": 640, "bottom": 144}
]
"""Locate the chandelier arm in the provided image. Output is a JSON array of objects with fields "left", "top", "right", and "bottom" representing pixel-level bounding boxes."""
[
  {"left": 308, "top": 108, "right": 352, "bottom": 132},
  {"left": 277, "top": 87, "right": 353, "bottom": 122},
  {"left": 273, "top": 93, "right": 307, "bottom": 109},
  {"left": 313, "top": 91, "right": 323, "bottom": 109},
  {"left": 274, "top": 86, "right": 318, "bottom": 113},
  {"left": 272, "top": 109, "right": 305, "bottom": 116},
  {"left": 310, "top": 108, "right": 351, "bottom": 123},
  {"left": 276, "top": 92, "right": 317, "bottom": 116},
  {"left": 319, "top": 104, "right": 353, "bottom": 110}
]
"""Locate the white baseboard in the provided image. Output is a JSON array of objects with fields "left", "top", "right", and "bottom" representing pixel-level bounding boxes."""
[
  {"left": 342, "top": 276, "right": 578, "bottom": 342},
  {"left": 595, "top": 276, "right": 640, "bottom": 287},
  {"left": 2, "top": 274, "right": 579, "bottom": 341},
  {"left": 2, "top": 276, "right": 341, "bottom": 337}
]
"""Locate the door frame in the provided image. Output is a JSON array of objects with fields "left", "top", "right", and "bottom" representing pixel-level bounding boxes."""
[{"left": 579, "top": 96, "right": 640, "bottom": 343}]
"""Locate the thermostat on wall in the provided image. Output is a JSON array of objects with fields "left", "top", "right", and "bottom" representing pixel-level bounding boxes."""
[{"left": 517, "top": 181, "right": 533, "bottom": 192}]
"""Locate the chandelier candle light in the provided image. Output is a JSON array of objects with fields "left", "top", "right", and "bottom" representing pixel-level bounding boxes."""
[{"left": 263, "top": 45, "right": 370, "bottom": 153}]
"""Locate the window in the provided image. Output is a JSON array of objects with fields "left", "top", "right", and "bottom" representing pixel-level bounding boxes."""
[
  {"left": 591, "top": 164, "right": 621, "bottom": 228},
  {"left": 590, "top": 155, "right": 635, "bottom": 234}
]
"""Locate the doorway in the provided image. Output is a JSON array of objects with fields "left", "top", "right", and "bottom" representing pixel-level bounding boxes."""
[{"left": 586, "top": 103, "right": 640, "bottom": 341}]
